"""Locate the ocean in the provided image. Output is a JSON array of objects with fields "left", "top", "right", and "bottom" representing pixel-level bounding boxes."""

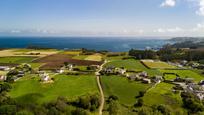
[{"left": 0, "top": 37, "right": 170, "bottom": 52}]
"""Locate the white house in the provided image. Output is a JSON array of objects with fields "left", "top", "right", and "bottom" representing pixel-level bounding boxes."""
[
  {"left": 115, "top": 68, "right": 126, "bottom": 75},
  {"left": 56, "top": 69, "right": 64, "bottom": 73},
  {"left": 39, "top": 72, "right": 50, "bottom": 82},
  {"left": 0, "top": 75, "right": 6, "bottom": 81},
  {"left": 0, "top": 66, "right": 10, "bottom": 71},
  {"left": 142, "top": 78, "right": 151, "bottom": 84}
]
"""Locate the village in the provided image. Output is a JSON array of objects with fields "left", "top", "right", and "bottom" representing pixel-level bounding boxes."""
[{"left": 0, "top": 48, "right": 204, "bottom": 115}]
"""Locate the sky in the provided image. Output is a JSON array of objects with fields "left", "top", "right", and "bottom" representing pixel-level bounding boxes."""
[{"left": 0, "top": 0, "right": 204, "bottom": 37}]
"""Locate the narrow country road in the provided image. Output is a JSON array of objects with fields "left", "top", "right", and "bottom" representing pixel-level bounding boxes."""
[
  {"left": 95, "top": 60, "right": 109, "bottom": 115},
  {"left": 96, "top": 76, "right": 104, "bottom": 115}
]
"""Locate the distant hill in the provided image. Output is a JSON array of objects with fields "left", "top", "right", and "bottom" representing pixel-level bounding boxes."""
[
  {"left": 169, "top": 37, "right": 204, "bottom": 43},
  {"left": 169, "top": 37, "right": 204, "bottom": 49}
]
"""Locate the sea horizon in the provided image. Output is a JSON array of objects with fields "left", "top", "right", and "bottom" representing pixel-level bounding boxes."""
[{"left": 0, "top": 36, "right": 170, "bottom": 52}]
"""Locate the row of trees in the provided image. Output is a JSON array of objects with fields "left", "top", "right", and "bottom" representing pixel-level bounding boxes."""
[
  {"left": 129, "top": 44, "right": 204, "bottom": 61},
  {"left": 0, "top": 87, "right": 100, "bottom": 115}
]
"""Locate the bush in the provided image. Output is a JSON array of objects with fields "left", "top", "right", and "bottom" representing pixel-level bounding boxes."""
[
  {"left": 134, "top": 98, "right": 143, "bottom": 107},
  {"left": 0, "top": 105, "right": 16, "bottom": 115}
]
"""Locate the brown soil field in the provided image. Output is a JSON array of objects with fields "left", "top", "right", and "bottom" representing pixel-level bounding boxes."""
[{"left": 34, "top": 54, "right": 103, "bottom": 70}]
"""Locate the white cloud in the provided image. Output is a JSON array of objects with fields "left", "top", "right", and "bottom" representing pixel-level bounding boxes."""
[
  {"left": 160, "top": 0, "right": 176, "bottom": 7},
  {"left": 196, "top": 0, "right": 204, "bottom": 16},
  {"left": 154, "top": 28, "right": 166, "bottom": 33},
  {"left": 154, "top": 27, "right": 183, "bottom": 33},
  {"left": 11, "top": 30, "right": 21, "bottom": 33},
  {"left": 192, "top": 23, "right": 204, "bottom": 31}
]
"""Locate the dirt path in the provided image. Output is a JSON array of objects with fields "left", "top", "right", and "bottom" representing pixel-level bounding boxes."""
[
  {"left": 95, "top": 60, "right": 109, "bottom": 115},
  {"left": 96, "top": 76, "right": 104, "bottom": 115}
]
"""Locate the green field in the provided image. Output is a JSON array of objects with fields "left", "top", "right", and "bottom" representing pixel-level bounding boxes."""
[
  {"left": 143, "top": 83, "right": 186, "bottom": 113},
  {"left": 101, "top": 75, "right": 151, "bottom": 106},
  {"left": 0, "top": 56, "right": 36, "bottom": 63},
  {"left": 142, "top": 61, "right": 176, "bottom": 69},
  {"left": 85, "top": 54, "right": 102, "bottom": 61},
  {"left": 28, "top": 63, "right": 43, "bottom": 69},
  {"left": 164, "top": 74, "right": 178, "bottom": 80},
  {"left": 9, "top": 74, "right": 99, "bottom": 104},
  {"left": 72, "top": 55, "right": 88, "bottom": 60},
  {"left": 160, "top": 69, "right": 204, "bottom": 82},
  {"left": 105, "top": 59, "right": 162, "bottom": 76}
]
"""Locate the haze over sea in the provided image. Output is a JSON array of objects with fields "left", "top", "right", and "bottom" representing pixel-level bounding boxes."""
[{"left": 0, "top": 37, "right": 170, "bottom": 52}]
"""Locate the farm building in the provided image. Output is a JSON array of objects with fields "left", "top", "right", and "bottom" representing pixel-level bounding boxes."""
[
  {"left": 152, "top": 76, "right": 163, "bottom": 83},
  {"left": 115, "top": 67, "right": 126, "bottom": 75},
  {"left": 0, "top": 66, "right": 10, "bottom": 71},
  {"left": 142, "top": 78, "right": 151, "bottom": 84},
  {"left": 139, "top": 71, "right": 148, "bottom": 77},
  {"left": 39, "top": 72, "right": 51, "bottom": 82},
  {"left": 0, "top": 75, "right": 6, "bottom": 81}
]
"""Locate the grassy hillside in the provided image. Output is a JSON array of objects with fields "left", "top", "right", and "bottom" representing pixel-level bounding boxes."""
[
  {"left": 101, "top": 75, "right": 151, "bottom": 106},
  {"left": 0, "top": 56, "right": 36, "bottom": 63},
  {"left": 9, "top": 74, "right": 99, "bottom": 104},
  {"left": 160, "top": 69, "right": 204, "bottom": 82},
  {"left": 143, "top": 83, "right": 186, "bottom": 113},
  {"left": 104, "top": 59, "right": 162, "bottom": 76}
]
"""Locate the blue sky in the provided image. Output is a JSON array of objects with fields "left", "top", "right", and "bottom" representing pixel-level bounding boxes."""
[{"left": 0, "top": 0, "right": 203, "bottom": 37}]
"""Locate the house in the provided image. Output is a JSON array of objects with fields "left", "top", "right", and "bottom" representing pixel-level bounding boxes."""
[
  {"left": 198, "top": 80, "right": 204, "bottom": 87},
  {"left": 139, "top": 71, "right": 148, "bottom": 77},
  {"left": 40, "top": 72, "right": 51, "bottom": 82},
  {"left": 142, "top": 78, "right": 151, "bottom": 84},
  {"left": 115, "top": 67, "right": 126, "bottom": 75},
  {"left": 127, "top": 74, "right": 140, "bottom": 81},
  {"left": 0, "top": 75, "right": 6, "bottom": 81},
  {"left": 152, "top": 76, "right": 163, "bottom": 83},
  {"left": 186, "top": 84, "right": 204, "bottom": 100},
  {"left": 180, "top": 60, "right": 188, "bottom": 66},
  {"left": 56, "top": 69, "right": 64, "bottom": 73},
  {"left": 197, "top": 65, "right": 204, "bottom": 69},
  {"left": 103, "top": 66, "right": 115, "bottom": 74},
  {"left": 0, "top": 66, "right": 10, "bottom": 71},
  {"left": 68, "top": 64, "right": 74, "bottom": 71}
]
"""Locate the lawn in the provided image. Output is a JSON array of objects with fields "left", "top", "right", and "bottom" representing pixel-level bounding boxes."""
[
  {"left": 28, "top": 63, "right": 43, "bottom": 69},
  {"left": 104, "top": 59, "right": 162, "bottom": 76},
  {"left": 0, "top": 56, "right": 37, "bottom": 64},
  {"left": 0, "top": 71, "right": 7, "bottom": 75},
  {"left": 141, "top": 60, "right": 176, "bottom": 69},
  {"left": 160, "top": 69, "right": 204, "bottom": 82},
  {"left": 143, "top": 83, "right": 185, "bottom": 113},
  {"left": 164, "top": 74, "right": 178, "bottom": 81},
  {"left": 72, "top": 55, "right": 88, "bottom": 60},
  {"left": 9, "top": 74, "right": 99, "bottom": 104},
  {"left": 60, "top": 51, "right": 81, "bottom": 55},
  {"left": 101, "top": 75, "right": 151, "bottom": 106},
  {"left": 85, "top": 54, "right": 102, "bottom": 61}
]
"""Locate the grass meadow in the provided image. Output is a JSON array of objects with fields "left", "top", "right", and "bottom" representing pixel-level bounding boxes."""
[
  {"left": 0, "top": 56, "right": 37, "bottom": 63},
  {"left": 101, "top": 75, "right": 151, "bottom": 106},
  {"left": 9, "top": 74, "right": 99, "bottom": 104},
  {"left": 143, "top": 83, "right": 186, "bottom": 114},
  {"left": 104, "top": 59, "right": 162, "bottom": 76},
  {"left": 160, "top": 69, "right": 204, "bottom": 82}
]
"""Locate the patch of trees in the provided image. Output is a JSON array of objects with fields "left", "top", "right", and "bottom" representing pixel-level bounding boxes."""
[
  {"left": 106, "top": 95, "right": 121, "bottom": 115},
  {"left": 132, "top": 105, "right": 172, "bottom": 115},
  {"left": 181, "top": 92, "right": 204, "bottom": 113},
  {"left": 26, "top": 45, "right": 53, "bottom": 50},
  {"left": 0, "top": 89, "right": 100, "bottom": 115},
  {"left": 129, "top": 49, "right": 157, "bottom": 59},
  {"left": 81, "top": 48, "right": 108, "bottom": 55},
  {"left": 106, "top": 52, "right": 126, "bottom": 57}
]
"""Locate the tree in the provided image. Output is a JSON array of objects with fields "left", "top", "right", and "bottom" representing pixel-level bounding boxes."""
[
  {"left": 0, "top": 83, "right": 12, "bottom": 93},
  {"left": 108, "top": 100, "right": 120, "bottom": 115},
  {"left": 134, "top": 98, "right": 143, "bottom": 107}
]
